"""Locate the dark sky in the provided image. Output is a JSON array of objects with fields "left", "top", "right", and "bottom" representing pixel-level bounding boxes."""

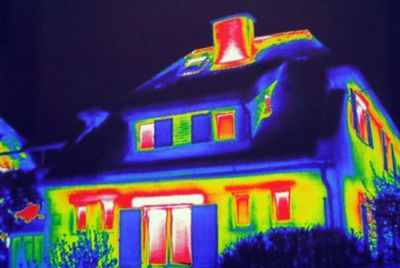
[{"left": 1, "top": 0, "right": 399, "bottom": 145}]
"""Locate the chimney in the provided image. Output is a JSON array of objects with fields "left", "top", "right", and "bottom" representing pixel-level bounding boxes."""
[{"left": 212, "top": 14, "right": 256, "bottom": 69}]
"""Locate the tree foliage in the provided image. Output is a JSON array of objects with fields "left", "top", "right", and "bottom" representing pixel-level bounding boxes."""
[
  {"left": 49, "top": 230, "right": 118, "bottom": 268},
  {"left": 219, "top": 228, "right": 372, "bottom": 268}
]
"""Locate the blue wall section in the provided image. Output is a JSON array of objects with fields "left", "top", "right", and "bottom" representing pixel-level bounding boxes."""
[
  {"left": 192, "top": 204, "right": 218, "bottom": 268},
  {"left": 119, "top": 209, "right": 142, "bottom": 268}
]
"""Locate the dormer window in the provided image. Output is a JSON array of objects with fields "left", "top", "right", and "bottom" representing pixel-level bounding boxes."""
[
  {"left": 215, "top": 112, "right": 235, "bottom": 140},
  {"left": 139, "top": 123, "right": 154, "bottom": 150},
  {"left": 135, "top": 109, "right": 237, "bottom": 152}
]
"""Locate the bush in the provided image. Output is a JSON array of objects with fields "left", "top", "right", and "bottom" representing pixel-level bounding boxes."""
[
  {"left": 219, "top": 228, "right": 373, "bottom": 268},
  {"left": 374, "top": 193, "right": 400, "bottom": 265},
  {"left": 49, "top": 230, "right": 117, "bottom": 268}
]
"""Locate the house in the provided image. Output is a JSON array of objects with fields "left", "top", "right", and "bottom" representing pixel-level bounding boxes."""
[
  {"left": 0, "top": 117, "right": 35, "bottom": 173},
  {"left": 10, "top": 13, "right": 400, "bottom": 267}
]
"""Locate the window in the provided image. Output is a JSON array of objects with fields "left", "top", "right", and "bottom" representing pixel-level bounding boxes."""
[
  {"left": 147, "top": 209, "right": 167, "bottom": 264},
  {"left": 215, "top": 112, "right": 235, "bottom": 140},
  {"left": 75, "top": 201, "right": 115, "bottom": 231},
  {"left": 146, "top": 207, "right": 192, "bottom": 265},
  {"left": 155, "top": 119, "right": 173, "bottom": 147},
  {"left": 182, "top": 55, "right": 210, "bottom": 77},
  {"left": 351, "top": 91, "right": 373, "bottom": 146},
  {"left": 233, "top": 193, "right": 250, "bottom": 227},
  {"left": 191, "top": 113, "right": 212, "bottom": 143},
  {"left": 139, "top": 123, "right": 154, "bottom": 150},
  {"left": 76, "top": 206, "right": 87, "bottom": 230},
  {"left": 381, "top": 130, "right": 390, "bottom": 171},
  {"left": 101, "top": 200, "right": 115, "bottom": 229},
  {"left": 272, "top": 190, "right": 290, "bottom": 221},
  {"left": 392, "top": 144, "right": 397, "bottom": 177}
]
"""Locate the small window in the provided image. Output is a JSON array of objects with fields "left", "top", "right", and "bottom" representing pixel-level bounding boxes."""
[
  {"left": 182, "top": 55, "right": 210, "bottom": 77},
  {"left": 391, "top": 144, "right": 397, "bottom": 177},
  {"left": 76, "top": 206, "right": 87, "bottom": 230},
  {"left": 191, "top": 113, "right": 211, "bottom": 143},
  {"left": 139, "top": 123, "right": 154, "bottom": 150},
  {"left": 101, "top": 200, "right": 115, "bottom": 230},
  {"left": 155, "top": 119, "right": 173, "bottom": 148},
  {"left": 352, "top": 92, "right": 373, "bottom": 146},
  {"left": 233, "top": 193, "right": 250, "bottom": 226},
  {"left": 381, "top": 131, "right": 390, "bottom": 171},
  {"left": 215, "top": 112, "right": 235, "bottom": 140},
  {"left": 272, "top": 190, "right": 290, "bottom": 221}
]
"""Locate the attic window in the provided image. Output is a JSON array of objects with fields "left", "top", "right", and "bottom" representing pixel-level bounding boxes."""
[{"left": 182, "top": 55, "right": 210, "bottom": 77}]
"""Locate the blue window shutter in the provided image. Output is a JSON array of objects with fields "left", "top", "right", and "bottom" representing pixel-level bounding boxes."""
[
  {"left": 366, "top": 113, "right": 373, "bottom": 148},
  {"left": 155, "top": 119, "right": 173, "bottom": 147},
  {"left": 191, "top": 114, "right": 211, "bottom": 143},
  {"left": 392, "top": 144, "right": 397, "bottom": 177},
  {"left": 191, "top": 204, "right": 218, "bottom": 268},
  {"left": 381, "top": 130, "right": 388, "bottom": 171},
  {"left": 119, "top": 209, "right": 142, "bottom": 268}
]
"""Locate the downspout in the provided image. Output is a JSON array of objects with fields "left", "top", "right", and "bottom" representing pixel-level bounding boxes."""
[{"left": 320, "top": 166, "right": 345, "bottom": 230}]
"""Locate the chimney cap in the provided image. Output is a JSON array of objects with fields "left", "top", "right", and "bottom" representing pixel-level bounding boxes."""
[{"left": 210, "top": 12, "right": 256, "bottom": 25}]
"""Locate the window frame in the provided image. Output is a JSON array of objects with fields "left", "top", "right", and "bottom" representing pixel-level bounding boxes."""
[
  {"left": 351, "top": 90, "right": 373, "bottom": 147},
  {"left": 271, "top": 189, "right": 291, "bottom": 222},
  {"left": 213, "top": 110, "right": 236, "bottom": 141},
  {"left": 138, "top": 122, "right": 155, "bottom": 150},
  {"left": 232, "top": 193, "right": 251, "bottom": 228}
]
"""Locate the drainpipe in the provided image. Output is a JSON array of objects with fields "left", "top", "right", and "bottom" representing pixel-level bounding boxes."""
[{"left": 320, "top": 167, "right": 345, "bottom": 229}]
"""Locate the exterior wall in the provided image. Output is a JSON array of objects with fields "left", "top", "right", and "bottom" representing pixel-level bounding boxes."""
[
  {"left": 327, "top": 66, "right": 400, "bottom": 236},
  {"left": 44, "top": 170, "right": 326, "bottom": 266}
]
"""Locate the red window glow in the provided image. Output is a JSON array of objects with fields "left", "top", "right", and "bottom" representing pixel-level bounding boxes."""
[
  {"left": 77, "top": 206, "right": 87, "bottom": 230},
  {"left": 148, "top": 209, "right": 167, "bottom": 265},
  {"left": 171, "top": 208, "right": 192, "bottom": 264},
  {"left": 216, "top": 112, "right": 235, "bottom": 140},
  {"left": 355, "top": 94, "right": 369, "bottom": 142},
  {"left": 273, "top": 190, "right": 290, "bottom": 221},
  {"left": 139, "top": 123, "right": 154, "bottom": 150},
  {"left": 101, "top": 200, "right": 114, "bottom": 229},
  {"left": 235, "top": 194, "right": 250, "bottom": 226}
]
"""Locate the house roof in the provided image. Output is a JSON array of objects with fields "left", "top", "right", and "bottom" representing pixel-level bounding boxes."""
[{"left": 45, "top": 15, "right": 345, "bottom": 181}]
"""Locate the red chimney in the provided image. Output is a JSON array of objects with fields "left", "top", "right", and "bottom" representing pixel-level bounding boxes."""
[{"left": 212, "top": 14, "right": 256, "bottom": 70}]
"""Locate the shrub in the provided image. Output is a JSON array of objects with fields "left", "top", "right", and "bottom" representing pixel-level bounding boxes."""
[
  {"left": 49, "top": 230, "right": 117, "bottom": 268},
  {"left": 219, "top": 228, "right": 373, "bottom": 268}
]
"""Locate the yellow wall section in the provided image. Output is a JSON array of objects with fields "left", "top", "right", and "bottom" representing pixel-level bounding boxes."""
[{"left": 45, "top": 170, "right": 326, "bottom": 263}]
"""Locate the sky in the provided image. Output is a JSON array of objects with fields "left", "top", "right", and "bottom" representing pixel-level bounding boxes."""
[{"left": 1, "top": 0, "right": 399, "bottom": 145}]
